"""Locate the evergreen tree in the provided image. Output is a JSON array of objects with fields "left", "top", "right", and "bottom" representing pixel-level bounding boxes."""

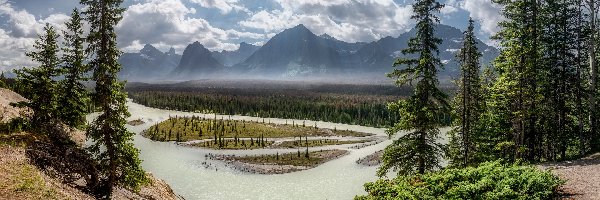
[
  {"left": 448, "top": 18, "right": 483, "bottom": 167},
  {"left": 587, "top": 0, "right": 599, "bottom": 150},
  {"left": 14, "top": 23, "right": 61, "bottom": 134},
  {"left": 537, "top": 0, "right": 580, "bottom": 159},
  {"left": 80, "top": 0, "right": 146, "bottom": 196},
  {"left": 489, "top": 0, "right": 543, "bottom": 161},
  {"left": 378, "top": 0, "right": 447, "bottom": 176},
  {"left": 58, "top": 9, "right": 90, "bottom": 129},
  {"left": 0, "top": 72, "right": 7, "bottom": 88}
]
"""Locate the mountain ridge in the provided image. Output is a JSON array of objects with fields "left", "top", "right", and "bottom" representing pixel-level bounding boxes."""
[{"left": 119, "top": 23, "right": 499, "bottom": 82}]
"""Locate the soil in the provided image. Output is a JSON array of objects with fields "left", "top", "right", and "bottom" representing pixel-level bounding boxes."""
[
  {"left": 127, "top": 119, "right": 145, "bottom": 126},
  {"left": 356, "top": 150, "right": 383, "bottom": 166},
  {"left": 0, "top": 88, "right": 29, "bottom": 123},
  {"left": 539, "top": 153, "right": 600, "bottom": 200},
  {"left": 211, "top": 149, "right": 349, "bottom": 174}
]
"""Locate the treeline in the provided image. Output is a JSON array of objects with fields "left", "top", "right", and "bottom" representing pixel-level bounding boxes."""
[
  {"left": 1, "top": 0, "right": 146, "bottom": 199},
  {"left": 129, "top": 87, "right": 413, "bottom": 128}
]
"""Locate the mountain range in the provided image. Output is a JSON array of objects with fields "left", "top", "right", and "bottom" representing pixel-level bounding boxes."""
[{"left": 118, "top": 24, "right": 499, "bottom": 82}]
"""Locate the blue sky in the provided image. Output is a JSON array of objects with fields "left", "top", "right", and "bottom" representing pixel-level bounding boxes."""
[{"left": 0, "top": 0, "right": 503, "bottom": 71}]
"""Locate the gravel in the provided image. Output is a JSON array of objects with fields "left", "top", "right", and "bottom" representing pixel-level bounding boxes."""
[{"left": 539, "top": 153, "right": 600, "bottom": 199}]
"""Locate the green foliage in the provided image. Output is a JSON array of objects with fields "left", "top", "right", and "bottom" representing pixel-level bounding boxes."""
[
  {"left": 0, "top": 72, "right": 7, "bottom": 88},
  {"left": 481, "top": 0, "right": 588, "bottom": 162},
  {"left": 127, "top": 85, "right": 404, "bottom": 128},
  {"left": 14, "top": 23, "right": 61, "bottom": 135},
  {"left": 144, "top": 116, "right": 370, "bottom": 142},
  {"left": 357, "top": 161, "right": 563, "bottom": 200},
  {"left": 58, "top": 9, "right": 90, "bottom": 129},
  {"left": 80, "top": 0, "right": 147, "bottom": 195},
  {"left": 380, "top": 0, "right": 448, "bottom": 176},
  {"left": 447, "top": 18, "right": 484, "bottom": 167}
]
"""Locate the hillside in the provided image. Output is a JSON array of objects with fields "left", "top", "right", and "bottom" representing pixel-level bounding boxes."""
[{"left": 0, "top": 88, "right": 180, "bottom": 200}]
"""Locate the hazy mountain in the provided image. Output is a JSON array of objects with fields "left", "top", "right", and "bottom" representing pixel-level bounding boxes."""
[
  {"left": 118, "top": 44, "right": 181, "bottom": 81},
  {"left": 233, "top": 24, "right": 344, "bottom": 77},
  {"left": 354, "top": 24, "right": 499, "bottom": 80},
  {"left": 229, "top": 24, "right": 498, "bottom": 80},
  {"left": 171, "top": 41, "right": 224, "bottom": 79},
  {"left": 118, "top": 24, "right": 498, "bottom": 82},
  {"left": 211, "top": 42, "right": 260, "bottom": 66}
]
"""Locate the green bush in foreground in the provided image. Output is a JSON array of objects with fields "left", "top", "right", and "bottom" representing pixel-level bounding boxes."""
[{"left": 356, "top": 161, "right": 563, "bottom": 200}]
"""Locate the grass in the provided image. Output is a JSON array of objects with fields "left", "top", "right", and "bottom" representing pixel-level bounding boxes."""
[
  {"left": 233, "top": 149, "right": 348, "bottom": 167},
  {"left": 142, "top": 116, "right": 371, "bottom": 142},
  {"left": 0, "top": 144, "right": 59, "bottom": 200}
]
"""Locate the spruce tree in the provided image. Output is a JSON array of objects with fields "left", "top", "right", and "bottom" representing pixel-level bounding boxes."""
[
  {"left": 80, "top": 0, "right": 146, "bottom": 196},
  {"left": 59, "top": 9, "right": 90, "bottom": 129},
  {"left": 0, "top": 72, "right": 7, "bottom": 88},
  {"left": 448, "top": 18, "right": 483, "bottom": 167},
  {"left": 378, "top": 0, "right": 447, "bottom": 176},
  {"left": 489, "top": 0, "right": 543, "bottom": 161},
  {"left": 14, "top": 23, "right": 61, "bottom": 134}
]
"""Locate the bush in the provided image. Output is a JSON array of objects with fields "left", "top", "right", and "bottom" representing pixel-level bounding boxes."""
[{"left": 356, "top": 161, "right": 563, "bottom": 200}]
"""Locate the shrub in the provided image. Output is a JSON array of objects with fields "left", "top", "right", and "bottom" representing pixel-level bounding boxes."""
[{"left": 356, "top": 161, "right": 563, "bottom": 200}]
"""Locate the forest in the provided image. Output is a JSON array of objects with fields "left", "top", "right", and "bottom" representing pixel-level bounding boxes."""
[
  {"left": 357, "top": 0, "right": 600, "bottom": 196},
  {"left": 127, "top": 84, "right": 433, "bottom": 128}
]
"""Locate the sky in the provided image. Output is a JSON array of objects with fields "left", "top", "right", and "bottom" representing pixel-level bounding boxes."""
[{"left": 0, "top": 0, "right": 503, "bottom": 72}]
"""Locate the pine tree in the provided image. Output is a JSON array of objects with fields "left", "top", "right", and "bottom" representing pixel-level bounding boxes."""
[
  {"left": 58, "top": 9, "right": 90, "bottom": 129},
  {"left": 80, "top": 0, "right": 146, "bottom": 196},
  {"left": 448, "top": 18, "right": 483, "bottom": 167},
  {"left": 587, "top": 0, "right": 599, "bottom": 150},
  {"left": 537, "top": 0, "right": 580, "bottom": 159},
  {"left": 0, "top": 72, "right": 7, "bottom": 88},
  {"left": 489, "top": 0, "right": 543, "bottom": 161},
  {"left": 378, "top": 0, "right": 447, "bottom": 176},
  {"left": 15, "top": 23, "right": 61, "bottom": 135}
]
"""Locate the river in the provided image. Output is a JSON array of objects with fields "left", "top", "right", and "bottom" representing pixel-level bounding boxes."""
[{"left": 88, "top": 100, "right": 448, "bottom": 200}]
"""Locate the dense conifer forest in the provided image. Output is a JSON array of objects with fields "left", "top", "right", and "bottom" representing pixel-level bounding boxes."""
[{"left": 127, "top": 84, "right": 454, "bottom": 128}]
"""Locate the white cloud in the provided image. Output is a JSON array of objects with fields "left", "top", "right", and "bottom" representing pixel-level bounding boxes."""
[
  {"left": 0, "top": 0, "right": 69, "bottom": 71},
  {"left": 441, "top": 5, "right": 458, "bottom": 14},
  {"left": 117, "top": 0, "right": 264, "bottom": 52},
  {"left": 190, "top": 0, "right": 249, "bottom": 14},
  {"left": 461, "top": 0, "right": 504, "bottom": 35},
  {"left": 239, "top": 0, "right": 413, "bottom": 43}
]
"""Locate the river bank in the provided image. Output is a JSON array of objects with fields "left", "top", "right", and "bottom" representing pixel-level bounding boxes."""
[{"left": 208, "top": 149, "right": 349, "bottom": 174}]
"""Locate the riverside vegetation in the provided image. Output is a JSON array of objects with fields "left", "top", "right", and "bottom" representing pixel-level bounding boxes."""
[
  {"left": 128, "top": 84, "right": 409, "bottom": 128},
  {"left": 142, "top": 116, "right": 372, "bottom": 150}
]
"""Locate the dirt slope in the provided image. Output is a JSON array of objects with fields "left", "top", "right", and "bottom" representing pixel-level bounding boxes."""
[{"left": 0, "top": 88, "right": 180, "bottom": 200}]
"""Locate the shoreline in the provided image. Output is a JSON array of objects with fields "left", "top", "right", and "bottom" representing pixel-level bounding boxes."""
[{"left": 208, "top": 149, "right": 350, "bottom": 174}]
